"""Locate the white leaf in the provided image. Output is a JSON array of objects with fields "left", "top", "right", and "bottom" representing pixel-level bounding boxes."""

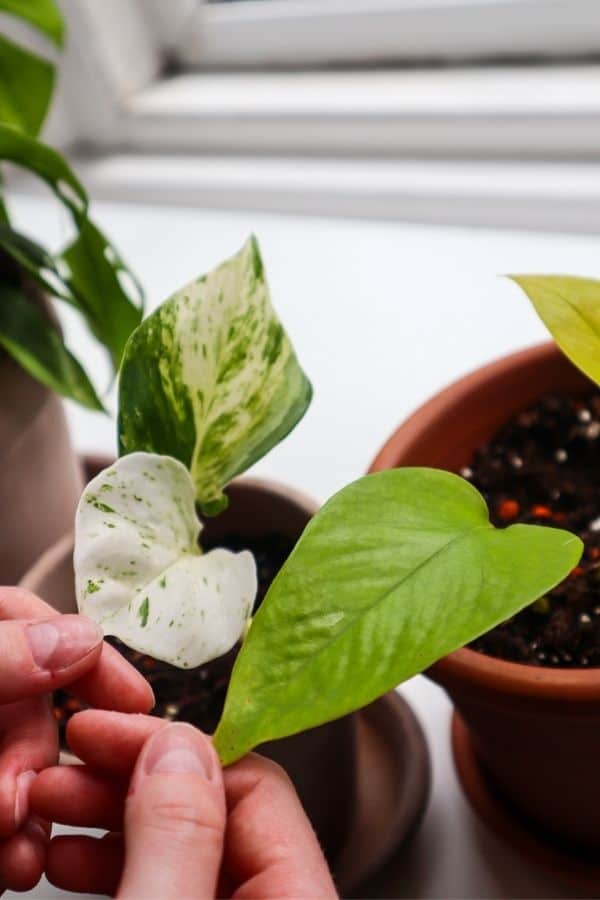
[{"left": 74, "top": 452, "right": 257, "bottom": 668}]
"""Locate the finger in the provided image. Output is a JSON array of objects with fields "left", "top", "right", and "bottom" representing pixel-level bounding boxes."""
[
  {"left": 0, "top": 817, "right": 49, "bottom": 893},
  {"left": 118, "top": 723, "right": 226, "bottom": 900},
  {"left": 70, "top": 643, "right": 155, "bottom": 714},
  {"left": 65, "top": 714, "right": 336, "bottom": 897},
  {"left": 0, "top": 697, "right": 56, "bottom": 837},
  {"left": 46, "top": 833, "right": 123, "bottom": 896},
  {"left": 0, "top": 602, "right": 99, "bottom": 838},
  {"left": 224, "top": 754, "right": 337, "bottom": 899},
  {"left": 63, "top": 715, "right": 335, "bottom": 898},
  {"left": 67, "top": 711, "right": 163, "bottom": 775},
  {"left": 0, "top": 589, "right": 154, "bottom": 714},
  {"left": 31, "top": 766, "right": 126, "bottom": 831},
  {"left": 0, "top": 615, "right": 103, "bottom": 705},
  {"left": 0, "top": 588, "right": 56, "bottom": 621}
]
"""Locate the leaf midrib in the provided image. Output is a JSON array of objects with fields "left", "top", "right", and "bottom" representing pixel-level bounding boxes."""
[
  {"left": 537, "top": 282, "right": 600, "bottom": 342},
  {"left": 243, "top": 520, "right": 491, "bottom": 721}
]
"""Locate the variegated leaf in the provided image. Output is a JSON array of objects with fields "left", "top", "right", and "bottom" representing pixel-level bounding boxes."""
[
  {"left": 74, "top": 452, "right": 257, "bottom": 668},
  {"left": 118, "top": 237, "right": 312, "bottom": 515}
]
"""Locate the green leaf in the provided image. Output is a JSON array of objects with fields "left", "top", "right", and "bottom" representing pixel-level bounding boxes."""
[
  {"left": 0, "top": 221, "right": 143, "bottom": 368},
  {"left": 0, "top": 127, "right": 144, "bottom": 378},
  {"left": 118, "top": 236, "right": 312, "bottom": 515},
  {"left": 0, "top": 170, "right": 10, "bottom": 223},
  {"left": 510, "top": 275, "right": 600, "bottom": 386},
  {"left": 0, "top": 0, "right": 64, "bottom": 46},
  {"left": 0, "top": 124, "right": 87, "bottom": 215},
  {"left": 74, "top": 452, "right": 257, "bottom": 668},
  {"left": 0, "top": 223, "right": 54, "bottom": 271},
  {"left": 0, "top": 223, "right": 71, "bottom": 300},
  {"left": 0, "top": 282, "right": 103, "bottom": 409},
  {"left": 0, "top": 34, "right": 54, "bottom": 136},
  {"left": 62, "top": 220, "right": 144, "bottom": 369},
  {"left": 214, "top": 468, "right": 582, "bottom": 764}
]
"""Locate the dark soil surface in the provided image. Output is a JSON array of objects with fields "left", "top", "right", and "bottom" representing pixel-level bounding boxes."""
[
  {"left": 467, "top": 390, "right": 600, "bottom": 667},
  {"left": 54, "top": 532, "right": 295, "bottom": 743}
]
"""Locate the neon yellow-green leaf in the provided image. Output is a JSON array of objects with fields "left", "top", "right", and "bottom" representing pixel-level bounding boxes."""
[
  {"left": 511, "top": 275, "right": 600, "bottom": 386},
  {"left": 214, "top": 468, "right": 582, "bottom": 764}
]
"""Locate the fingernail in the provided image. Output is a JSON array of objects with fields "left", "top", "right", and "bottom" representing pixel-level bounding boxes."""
[
  {"left": 14, "top": 771, "right": 37, "bottom": 829},
  {"left": 26, "top": 615, "right": 102, "bottom": 670},
  {"left": 144, "top": 724, "right": 215, "bottom": 780}
]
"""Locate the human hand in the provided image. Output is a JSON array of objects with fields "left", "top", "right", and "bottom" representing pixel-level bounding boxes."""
[
  {"left": 32, "top": 710, "right": 338, "bottom": 898},
  {"left": 0, "top": 587, "right": 154, "bottom": 893}
]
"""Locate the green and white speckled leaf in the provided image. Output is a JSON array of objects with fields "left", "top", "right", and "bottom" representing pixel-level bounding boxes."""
[
  {"left": 74, "top": 452, "right": 257, "bottom": 669},
  {"left": 118, "top": 237, "right": 312, "bottom": 515}
]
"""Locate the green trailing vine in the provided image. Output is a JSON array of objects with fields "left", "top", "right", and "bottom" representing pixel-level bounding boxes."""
[{"left": 0, "top": 1, "right": 143, "bottom": 409}]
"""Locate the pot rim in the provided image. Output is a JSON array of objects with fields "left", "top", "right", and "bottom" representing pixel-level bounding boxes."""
[
  {"left": 234, "top": 475, "right": 319, "bottom": 517},
  {"left": 428, "top": 647, "right": 600, "bottom": 700},
  {"left": 19, "top": 532, "right": 74, "bottom": 596},
  {"left": 370, "top": 340, "right": 600, "bottom": 700},
  {"left": 369, "top": 341, "right": 558, "bottom": 473}
]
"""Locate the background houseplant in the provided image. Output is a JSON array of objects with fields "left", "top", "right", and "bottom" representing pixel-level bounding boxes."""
[
  {"left": 371, "top": 278, "right": 600, "bottom": 887},
  {"left": 0, "top": 0, "right": 143, "bottom": 582}
]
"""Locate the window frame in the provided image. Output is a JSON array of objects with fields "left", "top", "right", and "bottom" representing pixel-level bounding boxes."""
[
  {"left": 56, "top": 0, "right": 600, "bottom": 155},
  {"left": 40, "top": 0, "right": 600, "bottom": 231},
  {"left": 175, "top": 0, "right": 600, "bottom": 69}
]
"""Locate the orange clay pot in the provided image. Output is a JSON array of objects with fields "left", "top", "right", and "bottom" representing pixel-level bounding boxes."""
[{"left": 370, "top": 343, "right": 600, "bottom": 870}]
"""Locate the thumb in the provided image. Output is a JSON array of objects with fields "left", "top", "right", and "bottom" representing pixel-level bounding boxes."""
[
  {"left": 0, "top": 615, "right": 103, "bottom": 703},
  {"left": 118, "top": 723, "right": 226, "bottom": 900}
]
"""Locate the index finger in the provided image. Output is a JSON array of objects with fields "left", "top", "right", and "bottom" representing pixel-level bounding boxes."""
[
  {"left": 0, "top": 589, "right": 153, "bottom": 714},
  {"left": 66, "top": 711, "right": 162, "bottom": 774}
]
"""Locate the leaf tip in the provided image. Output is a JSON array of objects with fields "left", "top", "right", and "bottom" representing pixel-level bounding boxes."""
[
  {"left": 505, "top": 273, "right": 528, "bottom": 287},
  {"left": 247, "top": 234, "right": 264, "bottom": 279},
  {"left": 213, "top": 726, "right": 246, "bottom": 768}
]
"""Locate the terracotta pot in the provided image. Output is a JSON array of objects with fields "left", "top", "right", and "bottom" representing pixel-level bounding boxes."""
[
  {"left": 0, "top": 299, "right": 83, "bottom": 584},
  {"left": 22, "top": 460, "right": 432, "bottom": 893},
  {"left": 369, "top": 343, "right": 600, "bottom": 858}
]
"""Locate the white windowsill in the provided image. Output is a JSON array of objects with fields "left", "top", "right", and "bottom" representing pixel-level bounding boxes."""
[
  {"left": 120, "top": 66, "right": 600, "bottom": 158},
  {"left": 62, "top": 154, "right": 600, "bottom": 234}
]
